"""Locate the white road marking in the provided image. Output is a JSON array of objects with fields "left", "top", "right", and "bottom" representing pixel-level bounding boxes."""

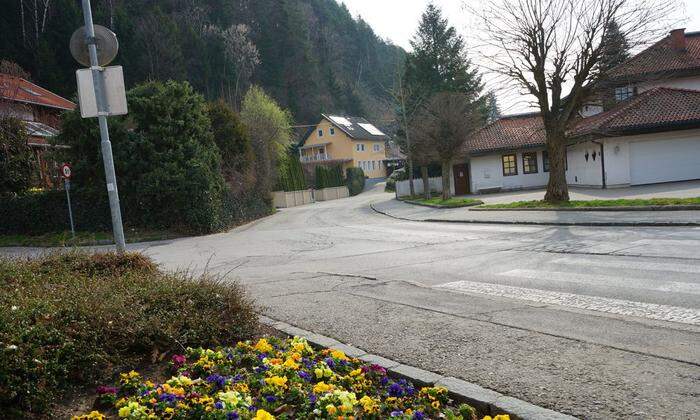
[
  {"left": 436, "top": 280, "right": 700, "bottom": 325},
  {"left": 551, "top": 256, "right": 700, "bottom": 274},
  {"left": 498, "top": 268, "right": 700, "bottom": 295}
]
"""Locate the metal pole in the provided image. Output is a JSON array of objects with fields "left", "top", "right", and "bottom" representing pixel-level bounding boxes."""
[
  {"left": 65, "top": 179, "right": 75, "bottom": 238},
  {"left": 81, "top": 0, "right": 126, "bottom": 253}
]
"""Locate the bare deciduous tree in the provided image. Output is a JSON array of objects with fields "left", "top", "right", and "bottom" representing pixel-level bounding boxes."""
[
  {"left": 412, "top": 92, "right": 482, "bottom": 200},
  {"left": 17, "top": 0, "right": 51, "bottom": 46},
  {"left": 206, "top": 24, "right": 261, "bottom": 108},
  {"left": 387, "top": 64, "right": 420, "bottom": 197},
  {"left": 473, "top": 0, "right": 677, "bottom": 202}
]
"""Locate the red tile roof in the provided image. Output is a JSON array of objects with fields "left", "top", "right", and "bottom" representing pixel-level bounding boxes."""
[
  {"left": 607, "top": 31, "right": 700, "bottom": 81},
  {"left": 462, "top": 113, "right": 545, "bottom": 155},
  {"left": 570, "top": 87, "right": 700, "bottom": 137},
  {"left": 464, "top": 88, "right": 700, "bottom": 154},
  {"left": 0, "top": 74, "right": 75, "bottom": 110}
]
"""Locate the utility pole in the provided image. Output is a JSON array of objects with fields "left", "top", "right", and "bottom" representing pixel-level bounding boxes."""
[{"left": 79, "top": 0, "right": 126, "bottom": 253}]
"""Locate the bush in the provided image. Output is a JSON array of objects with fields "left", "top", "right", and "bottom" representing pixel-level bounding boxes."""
[
  {"left": 56, "top": 80, "right": 225, "bottom": 234},
  {"left": 0, "top": 252, "right": 258, "bottom": 416},
  {"left": 315, "top": 165, "right": 344, "bottom": 189},
  {"left": 217, "top": 187, "right": 273, "bottom": 230},
  {"left": 346, "top": 167, "right": 366, "bottom": 196},
  {"left": 208, "top": 100, "right": 254, "bottom": 179},
  {"left": 0, "top": 116, "right": 33, "bottom": 195}
]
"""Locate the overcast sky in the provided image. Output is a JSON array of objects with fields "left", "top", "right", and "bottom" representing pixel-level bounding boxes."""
[{"left": 341, "top": 0, "right": 699, "bottom": 113}]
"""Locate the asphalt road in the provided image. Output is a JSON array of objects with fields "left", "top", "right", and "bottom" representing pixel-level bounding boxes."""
[{"left": 5, "top": 184, "right": 699, "bottom": 418}]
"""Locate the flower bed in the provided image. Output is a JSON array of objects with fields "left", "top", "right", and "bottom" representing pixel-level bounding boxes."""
[{"left": 73, "top": 336, "right": 509, "bottom": 420}]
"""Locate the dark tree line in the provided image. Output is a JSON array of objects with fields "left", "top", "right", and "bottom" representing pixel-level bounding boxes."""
[{"left": 0, "top": 0, "right": 405, "bottom": 124}]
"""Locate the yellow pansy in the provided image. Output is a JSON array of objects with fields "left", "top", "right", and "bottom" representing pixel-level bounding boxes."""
[
  {"left": 283, "top": 358, "right": 300, "bottom": 369},
  {"left": 326, "top": 405, "right": 337, "bottom": 415},
  {"left": 264, "top": 375, "right": 288, "bottom": 388},
  {"left": 313, "top": 381, "right": 334, "bottom": 394},
  {"left": 71, "top": 411, "right": 106, "bottom": 420},
  {"left": 254, "top": 409, "right": 275, "bottom": 420},
  {"left": 330, "top": 349, "right": 348, "bottom": 360},
  {"left": 254, "top": 338, "right": 273, "bottom": 353},
  {"left": 349, "top": 368, "right": 362, "bottom": 377}
]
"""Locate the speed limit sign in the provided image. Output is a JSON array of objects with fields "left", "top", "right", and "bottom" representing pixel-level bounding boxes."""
[{"left": 60, "top": 163, "right": 72, "bottom": 179}]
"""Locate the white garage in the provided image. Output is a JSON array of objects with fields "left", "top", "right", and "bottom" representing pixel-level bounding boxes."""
[{"left": 629, "top": 136, "right": 700, "bottom": 185}]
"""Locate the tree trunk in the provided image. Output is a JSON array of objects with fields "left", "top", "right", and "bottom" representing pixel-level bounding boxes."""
[
  {"left": 407, "top": 158, "right": 415, "bottom": 197},
  {"left": 421, "top": 166, "right": 431, "bottom": 199},
  {"left": 544, "top": 134, "right": 570, "bottom": 202},
  {"left": 441, "top": 160, "right": 452, "bottom": 200}
]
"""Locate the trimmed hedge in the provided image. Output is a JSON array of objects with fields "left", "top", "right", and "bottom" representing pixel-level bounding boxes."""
[
  {"left": 0, "top": 190, "right": 112, "bottom": 235},
  {"left": 346, "top": 167, "right": 366, "bottom": 196},
  {"left": 315, "top": 165, "right": 344, "bottom": 189},
  {"left": 276, "top": 154, "right": 307, "bottom": 192},
  {"left": 0, "top": 187, "right": 272, "bottom": 236}
]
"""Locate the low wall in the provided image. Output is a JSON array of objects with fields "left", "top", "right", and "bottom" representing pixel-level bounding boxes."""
[
  {"left": 315, "top": 186, "right": 350, "bottom": 202},
  {"left": 272, "top": 189, "right": 314, "bottom": 208},
  {"left": 396, "top": 177, "right": 443, "bottom": 197}
]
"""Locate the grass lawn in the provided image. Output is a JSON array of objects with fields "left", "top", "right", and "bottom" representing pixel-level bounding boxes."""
[
  {"left": 402, "top": 196, "right": 484, "bottom": 208},
  {"left": 479, "top": 197, "right": 700, "bottom": 209},
  {"left": 0, "top": 228, "right": 184, "bottom": 247}
]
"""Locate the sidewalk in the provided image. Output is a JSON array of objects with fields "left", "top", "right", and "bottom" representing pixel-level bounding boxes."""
[{"left": 372, "top": 197, "right": 700, "bottom": 226}]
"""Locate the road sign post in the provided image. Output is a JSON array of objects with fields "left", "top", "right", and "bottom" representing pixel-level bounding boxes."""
[
  {"left": 61, "top": 164, "right": 75, "bottom": 238},
  {"left": 73, "top": 0, "right": 126, "bottom": 253}
]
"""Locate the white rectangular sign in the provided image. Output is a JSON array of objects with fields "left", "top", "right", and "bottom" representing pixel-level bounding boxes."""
[{"left": 76, "top": 65, "right": 128, "bottom": 118}]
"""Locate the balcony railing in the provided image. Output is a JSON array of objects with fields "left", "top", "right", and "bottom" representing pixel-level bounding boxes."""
[{"left": 300, "top": 153, "right": 332, "bottom": 162}]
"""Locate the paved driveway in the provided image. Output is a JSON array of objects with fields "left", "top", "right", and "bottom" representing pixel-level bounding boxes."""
[
  {"left": 459, "top": 179, "right": 700, "bottom": 204},
  {"left": 4, "top": 186, "right": 699, "bottom": 419}
]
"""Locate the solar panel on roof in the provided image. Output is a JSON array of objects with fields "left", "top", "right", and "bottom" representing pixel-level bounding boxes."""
[
  {"left": 358, "top": 123, "right": 385, "bottom": 136},
  {"left": 329, "top": 116, "right": 353, "bottom": 127}
]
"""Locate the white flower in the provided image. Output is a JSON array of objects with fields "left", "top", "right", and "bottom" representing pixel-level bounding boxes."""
[
  {"left": 10, "top": 306, "right": 18, "bottom": 311},
  {"left": 6, "top": 345, "right": 18, "bottom": 351}
]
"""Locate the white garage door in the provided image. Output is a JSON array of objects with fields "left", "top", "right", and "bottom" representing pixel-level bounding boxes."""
[{"left": 629, "top": 137, "right": 700, "bottom": 185}]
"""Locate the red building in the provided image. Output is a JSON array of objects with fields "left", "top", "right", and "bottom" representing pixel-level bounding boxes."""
[{"left": 0, "top": 73, "right": 75, "bottom": 187}]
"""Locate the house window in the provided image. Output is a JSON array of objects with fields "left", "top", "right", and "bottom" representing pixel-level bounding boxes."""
[
  {"left": 372, "top": 161, "right": 376, "bottom": 171},
  {"left": 318, "top": 129, "right": 323, "bottom": 137},
  {"left": 356, "top": 144, "right": 365, "bottom": 152},
  {"left": 330, "top": 127, "right": 335, "bottom": 135},
  {"left": 502, "top": 154, "right": 517, "bottom": 176},
  {"left": 373, "top": 144, "right": 381, "bottom": 152},
  {"left": 614, "top": 85, "right": 635, "bottom": 102},
  {"left": 523, "top": 152, "right": 538, "bottom": 174}
]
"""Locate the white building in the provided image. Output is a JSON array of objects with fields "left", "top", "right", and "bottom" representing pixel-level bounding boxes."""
[{"left": 454, "top": 29, "right": 700, "bottom": 195}]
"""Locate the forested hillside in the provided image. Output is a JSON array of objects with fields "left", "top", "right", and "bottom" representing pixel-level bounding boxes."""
[{"left": 0, "top": 0, "right": 405, "bottom": 124}]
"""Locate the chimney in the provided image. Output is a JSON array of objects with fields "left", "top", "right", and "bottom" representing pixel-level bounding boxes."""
[{"left": 670, "top": 28, "right": 686, "bottom": 51}]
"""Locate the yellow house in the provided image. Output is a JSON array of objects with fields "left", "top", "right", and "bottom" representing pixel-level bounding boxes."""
[{"left": 299, "top": 114, "right": 389, "bottom": 178}]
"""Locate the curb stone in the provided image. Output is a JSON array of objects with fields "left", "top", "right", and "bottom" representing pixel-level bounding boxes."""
[
  {"left": 470, "top": 204, "right": 700, "bottom": 212},
  {"left": 369, "top": 202, "right": 700, "bottom": 227},
  {"left": 259, "top": 315, "right": 579, "bottom": 420}
]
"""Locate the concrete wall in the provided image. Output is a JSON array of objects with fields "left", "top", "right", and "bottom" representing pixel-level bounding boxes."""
[
  {"left": 396, "top": 176, "right": 455, "bottom": 197},
  {"left": 272, "top": 190, "right": 314, "bottom": 208}
]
